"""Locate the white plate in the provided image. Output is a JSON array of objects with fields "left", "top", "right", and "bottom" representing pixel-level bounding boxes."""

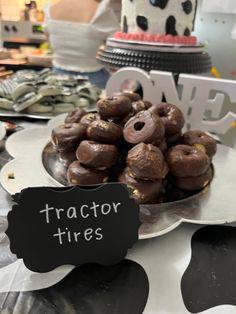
[{"left": 1, "top": 114, "right": 236, "bottom": 240}]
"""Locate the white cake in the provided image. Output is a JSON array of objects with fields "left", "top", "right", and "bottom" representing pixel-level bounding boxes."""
[{"left": 121, "top": 0, "right": 197, "bottom": 36}]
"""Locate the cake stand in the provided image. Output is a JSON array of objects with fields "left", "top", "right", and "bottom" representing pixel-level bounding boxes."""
[
  {"left": 1, "top": 114, "right": 236, "bottom": 240},
  {"left": 97, "top": 38, "right": 212, "bottom": 74}
]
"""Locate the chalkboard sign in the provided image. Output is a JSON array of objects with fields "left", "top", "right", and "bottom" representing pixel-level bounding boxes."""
[{"left": 6, "top": 183, "right": 140, "bottom": 273}]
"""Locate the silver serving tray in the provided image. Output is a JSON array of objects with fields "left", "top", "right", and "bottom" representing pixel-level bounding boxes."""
[
  {"left": 0, "top": 105, "right": 96, "bottom": 120},
  {"left": 1, "top": 114, "right": 236, "bottom": 240}
]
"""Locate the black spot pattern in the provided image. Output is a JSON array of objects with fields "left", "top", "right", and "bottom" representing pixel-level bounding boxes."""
[
  {"left": 182, "top": 226, "right": 236, "bottom": 313},
  {"left": 123, "top": 15, "right": 128, "bottom": 33},
  {"left": 182, "top": 0, "right": 193, "bottom": 14},
  {"left": 136, "top": 15, "right": 149, "bottom": 31},
  {"left": 165, "top": 16, "right": 178, "bottom": 36},
  {"left": 184, "top": 28, "right": 191, "bottom": 36},
  {"left": 149, "top": 0, "right": 169, "bottom": 9}
]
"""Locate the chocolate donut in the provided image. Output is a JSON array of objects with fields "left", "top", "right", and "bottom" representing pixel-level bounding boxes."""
[
  {"left": 127, "top": 143, "right": 168, "bottom": 180},
  {"left": 152, "top": 138, "right": 168, "bottom": 153},
  {"left": 166, "top": 131, "right": 182, "bottom": 147},
  {"left": 132, "top": 100, "right": 153, "bottom": 113},
  {"left": 64, "top": 107, "right": 86, "bottom": 124},
  {"left": 114, "top": 91, "right": 141, "bottom": 102},
  {"left": 51, "top": 123, "right": 87, "bottom": 152},
  {"left": 97, "top": 95, "right": 132, "bottom": 120},
  {"left": 67, "top": 161, "right": 109, "bottom": 186},
  {"left": 180, "top": 130, "right": 217, "bottom": 158},
  {"left": 123, "top": 110, "right": 165, "bottom": 144},
  {"left": 80, "top": 112, "right": 100, "bottom": 128},
  {"left": 150, "top": 103, "right": 185, "bottom": 136},
  {"left": 166, "top": 145, "right": 210, "bottom": 177},
  {"left": 172, "top": 166, "right": 213, "bottom": 191},
  {"left": 87, "top": 120, "right": 123, "bottom": 143},
  {"left": 76, "top": 140, "right": 119, "bottom": 169},
  {"left": 118, "top": 167, "right": 162, "bottom": 204}
]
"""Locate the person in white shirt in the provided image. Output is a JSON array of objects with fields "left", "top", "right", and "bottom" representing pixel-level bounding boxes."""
[{"left": 44, "top": 0, "right": 120, "bottom": 88}]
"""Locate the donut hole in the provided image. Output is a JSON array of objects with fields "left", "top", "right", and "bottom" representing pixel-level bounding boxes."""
[{"left": 134, "top": 121, "right": 145, "bottom": 131}]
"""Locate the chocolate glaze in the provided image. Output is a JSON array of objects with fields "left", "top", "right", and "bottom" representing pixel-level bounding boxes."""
[
  {"left": 76, "top": 140, "right": 119, "bottom": 170},
  {"left": 127, "top": 143, "right": 168, "bottom": 180},
  {"left": 180, "top": 130, "right": 217, "bottom": 158},
  {"left": 65, "top": 107, "right": 86, "bottom": 124},
  {"left": 114, "top": 92, "right": 141, "bottom": 102},
  {"left": 51, "top": 123, "right": 87, "bottom": 152},
  {"left": 172, "top": 165, "right": 213, "bottom": 190},
  {"left": 97, "top": 96, "right": 132, "bottom": 120},
  {"left": 166, "top": 131, "right": 182, "bottom": 147},
  {"left": 132, "top": 100, "right": 153, "bottom": 114},
  {"left": 123, "top": 110, "right": 165, "bottom": 144},
  {"left": 118, "top": 167, "right": 162, "bottom": 204},
  {"left": 166, "top": 144, "right": 210, "bottom": 177},
  {"left": 80, "top": 113, "right": 100, "bottom": 128},
  {"left": 87, "top": 120, "right": 123, "bottom": 144},
  {"left": 67, "top": 161, "right": 109, "bottom": 186}
]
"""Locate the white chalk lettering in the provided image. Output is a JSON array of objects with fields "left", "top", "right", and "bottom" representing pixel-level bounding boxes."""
[
  {"left": 101, "top": 203, "right": 111, "bottom": 215},
  {"left": 91, "top": 202, "right": 100, "bottom": 218},
  {"left": 55, "top": 207, "right": 64, "bottom": 219},
  {"left": 65, "top": 227, "right": 71, "bottom": 242},
  {"left": 67, "top": 206, "right": 77, "bottom": 219},
  {"left": 95, "top": 228, "right": 103, "bottom": 240},
  {"left": 112, "top": 202, "right": 121, "bottom": 213},
  {"left": 84, "top": 228, "right": 93, "bottom": 241},
  {"left": 74, "top": 231, "right": 82, "bottom": 242},
  {"left": 39, "top": 203, "right": 54, "bottom": 223},
  {"left": 53, "top": 227, "right": 66, "bottom": 245},
  {"left": 80, "top": 205, "right": 89, "bottom": 218},
  {"left": 40, "top": 201, "right": 121, "bottom": 223}
]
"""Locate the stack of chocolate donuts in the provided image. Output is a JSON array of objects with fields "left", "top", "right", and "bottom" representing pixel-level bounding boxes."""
[{"left": 51, "top": 92, "right": 217, "bottom": 204}]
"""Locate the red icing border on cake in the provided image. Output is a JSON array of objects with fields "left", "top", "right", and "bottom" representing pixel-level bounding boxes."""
[{"left": 114, "top": 32, "right": 197, "bottom": 45}]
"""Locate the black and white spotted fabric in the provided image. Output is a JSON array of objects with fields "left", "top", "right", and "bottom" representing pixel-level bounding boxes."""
[{"left": 121, "top": 0, "right": 197, "bottom": 35}]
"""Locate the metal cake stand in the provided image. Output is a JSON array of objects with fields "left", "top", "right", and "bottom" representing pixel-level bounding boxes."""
[{"left": 1, "top": 114, "right": 236, "bottom": 240}]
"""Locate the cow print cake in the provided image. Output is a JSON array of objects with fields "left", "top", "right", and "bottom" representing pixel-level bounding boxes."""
[
  {"left": 121, "top": 0, "right": 197, "bottom": 36},
  {"left": 97, "top": 0, "right": 211, "bottom": 73}
]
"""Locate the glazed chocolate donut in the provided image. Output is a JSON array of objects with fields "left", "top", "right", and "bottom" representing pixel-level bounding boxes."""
[
  {"left": 118, "top": 167, "right": 162, "bottom": 204},
  {"left": 150, "top": 103, "right": 185, "bottom": 136},
  {"left": 180, "top": 130, "right": 217, "bottom": 158},
  {"left": 64, "top": 107, "right": 86, "bottom": 124},
  {"left": 87, "top": 120, "right": 123, "bottom": 143},
  {"left": 172, "top": 166, "right": 213, "bottom": 191},
  {"left": 166, "top": 131, "right": 182, "bottom": 147},
  {"left": 51, "top": 123, "right": 87, "bottom": 152},
  {"left": 123, "top": 110, "right": 165, "bottom": 144},
  {"left": 97, "top": 95, "right": 132, "bottom": 120},
  {"left": 152, "top": 138, "right": 168, "bottom": 153},
  {"left": 80, "top": 112, "right": 100, "bottom": 128},
  {"left": 67, "top": 161, "right": 109, "bottom": 186},
  {"left": 127, "top": 143, "right": 168, "bottom": 180},
  {"left": 76, "top": 140, "right": 119, "bottom": 169},
  {"left": 114, "top": 91, "right": 141, "bottom": 102},
  {"left": 166, "top": 145, "right": 210, "bottom": 177},
  {"left": 132, "top": 100, "right": 153, "bottom": 113}
]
